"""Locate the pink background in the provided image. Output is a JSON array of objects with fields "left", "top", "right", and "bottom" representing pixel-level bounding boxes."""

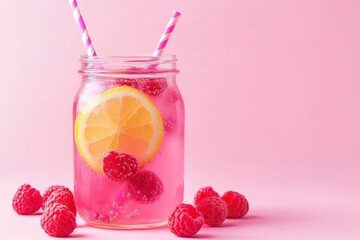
[{"left": 1, "top": 0, "right": 360, "bottom": 239}]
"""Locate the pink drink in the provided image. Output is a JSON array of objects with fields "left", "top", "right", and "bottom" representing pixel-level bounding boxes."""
[{"left": 73, "top": 56, "right": 184, "bottom": 228}]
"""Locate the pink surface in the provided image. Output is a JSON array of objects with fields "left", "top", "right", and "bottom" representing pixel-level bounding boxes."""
[{"left": 1, "top": 0, "right": 360, "bottom": 239}]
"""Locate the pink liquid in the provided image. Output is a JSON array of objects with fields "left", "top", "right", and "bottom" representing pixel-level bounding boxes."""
[{"left": 73, "top": 76, "right": 184, "bottom": 228}]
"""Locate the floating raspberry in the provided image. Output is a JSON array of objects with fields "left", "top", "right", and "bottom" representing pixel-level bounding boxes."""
[
  {"left": 168, "top": 203, "right": 204, "bottom": 237},
  {"left": 103, "top": 151, "right": 139, "bottom": 182},
  {"left": 41, "top": 203, "right": 76, "bottom": 237},
  {"left": 193, "top": 186, "right": 220, "bottom": 207},
  {"left": 114, "top": 78, "right": 138, "bottom": 88},
  {"left": 221, "top": 191, "right": 249, "bottom": 218},
  {"left": 128, "top": 170, "right": 163, "bottom": 203},
  {"left": 196, "top": 197, "right": 228, "bottom": 227},
  {"left": 44, "top": 187, "right": 77, "bottom": 216},
  {"left": 12, "top": 184, "right": 43, "bottom": 215},
  {"left": 138, "top": 78, "right": 167, "bottom": 96},
  {"left": 42, "top": 185, "right": 64, "bottom": 210}
]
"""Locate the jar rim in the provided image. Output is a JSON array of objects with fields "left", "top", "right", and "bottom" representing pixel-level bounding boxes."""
[
  {"left": 79, "top": 54, "right": 178, "bottom": 76},
  {"left": 80, "top": 54, "right": 176, "bottom": 64}
]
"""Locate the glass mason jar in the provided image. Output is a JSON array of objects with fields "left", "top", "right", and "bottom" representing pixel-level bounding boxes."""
[{"left": 73, "top": 55, "right": 184, "bottom": 228}]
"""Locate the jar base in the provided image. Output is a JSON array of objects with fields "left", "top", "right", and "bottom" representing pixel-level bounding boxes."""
[{"left": 85, "top": 220, "right": 168, "bottom": 230}]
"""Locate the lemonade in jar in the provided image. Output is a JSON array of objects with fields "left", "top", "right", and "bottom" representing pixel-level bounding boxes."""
[{"left": 73, "top": 55, "right": 184, "bottom": 228}]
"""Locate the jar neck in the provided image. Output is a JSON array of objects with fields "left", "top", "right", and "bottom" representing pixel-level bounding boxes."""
[{"left": 79, "top": 55, "right": 178, "bottom": 78}]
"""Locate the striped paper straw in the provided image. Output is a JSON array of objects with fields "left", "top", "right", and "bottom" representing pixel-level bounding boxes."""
[
  {"left": 68, "top": 0, "right": 97, "bottom": 56},
  {"left": 152, "top": 10, "right": 181, "bottom": 57}
]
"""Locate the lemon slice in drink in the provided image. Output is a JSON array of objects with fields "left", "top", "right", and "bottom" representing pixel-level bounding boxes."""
[{"left": 75, "top": 86, "right": 164, "bottom": 174}]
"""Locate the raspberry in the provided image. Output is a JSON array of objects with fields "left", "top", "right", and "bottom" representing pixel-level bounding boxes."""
[
  {"left": 12, "top": 184, "right": 42, "bottom": 215},
  {"left": 103, "top": 151, "right": 139, "bottom": 182},
  {"left": 196, "top": 197, "right": 228, "bottom": 227},
  {"left": 41, "top": 203, "right": 76, "bottom": 237},
  {"left": 114, "top": 78, "right": 138, "bottom": 88},
  {"left": 138, "top": 78, "right": 167, "bottom": 96},
  {"left": 128, "top": 170, "right": 163, "bottom": 203},
  {"left": 193, "top": 186, "right": 220, "bottom": 207},
  {"left": 42, "top": 185, "right": 64, "bottom": 210},
  {"left": 44, "top": 187, "right": 77, "bottom": 216},
  {"left": 221, "top": 191, "right": 249, "bottom": 218},
  {"left": 168, "top": 203, "right": 204, "bottom": 237}
]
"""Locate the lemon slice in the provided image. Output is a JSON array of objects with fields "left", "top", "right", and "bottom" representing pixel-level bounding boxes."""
[{"left": 75, "top": 86, "right": 164, "bottom": 174}]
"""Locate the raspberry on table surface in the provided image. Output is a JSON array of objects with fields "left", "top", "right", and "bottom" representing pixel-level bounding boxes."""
[
  {"left": 41, "top": 203, "right": 76, "bottom": 237},
  {"left": 196, "top": 197, "right": 228, "bottom": 227},
  {"left": 222, "top": 191, "right": 249, "bottom": 218},
  {"left": 168, "top": 203, "right": 204, "bottom": 237},
  {"left": 193, "top": 186, "right": 220, "bottom": 207},
  {"left": 41, "top": 185, "right": 65, "bottom": 210},
  {"left": 44, "top": 187, "right": 77, "bottom": 216},
  {"left": 12, "top": 184, "right": 43, "bottom": 215}
]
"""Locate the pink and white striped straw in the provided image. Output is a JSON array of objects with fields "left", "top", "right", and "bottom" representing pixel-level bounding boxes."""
[
  {"left": 68, "top": 0, "right": 97, "bottom": 56},
  {"left": 152, "top": 10, "right": 181, "bottom": 57}
]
